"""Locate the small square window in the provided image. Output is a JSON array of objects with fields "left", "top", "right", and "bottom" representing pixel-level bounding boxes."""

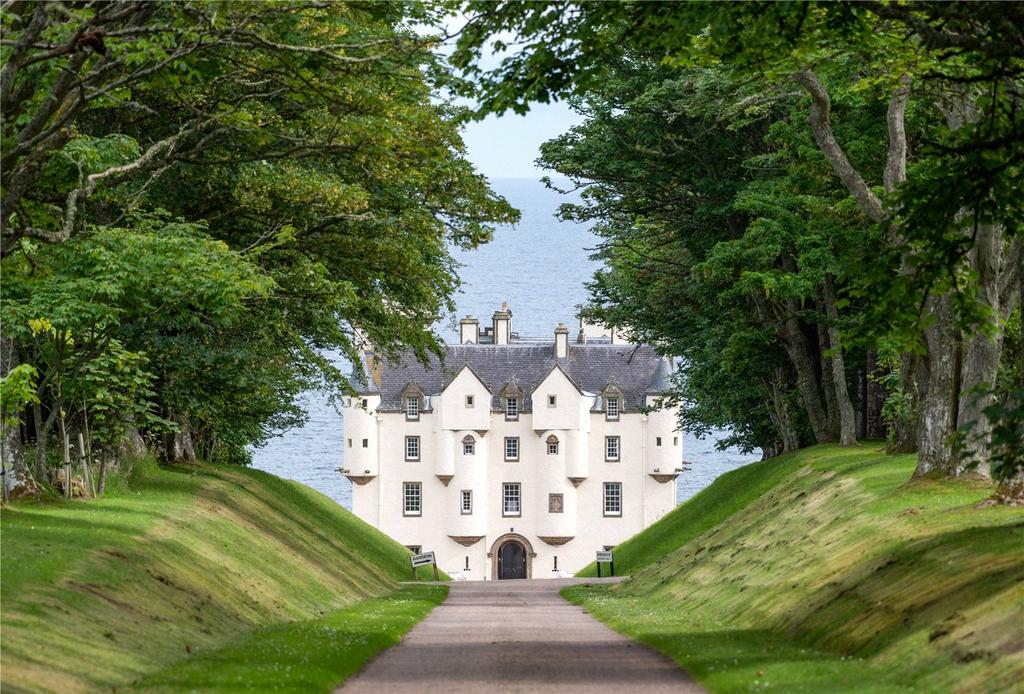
[
  {"left": 656, "top": 437, "right": 662, "bottom": 447},
  {"left": 463, "top": 440, "right": 475, "bottom": 455},
  {"left": 547, "top": 441, "right": 559, "bottom": 455},
  {"left": 604, "top": 482, "right": 622, "bottom": 517},
  {"left": 502, "top": 483, "right": 521, "bottom": 517},
  {"left": 548, "top": 395, "right": 557, "bottom": 407},
  {"left": 362, "top": 438, "right": 369, "bottom": 448},
  {"left": 466, "top": 395, "right": 474, "bottom": 407},
  {"left": 406, "top": 544, "right": 421, "bottom": 554},
  {"left": 505, "top": 397, "right": 518, "bottom": 420},
  {"left": 605, "top": 436, "right": 620, "bottom": 461},
  {"left": 461, "top": 489, "right": 473, "bottom": 515},
  {"left": 504, "top": 437, "right": 519, "bottom": 461},
  {"left": 405, "top": 436, "right": 420, "bottom": 461},
  {"left": 403, "top": 483, "right": 421, "bottom": 516}
]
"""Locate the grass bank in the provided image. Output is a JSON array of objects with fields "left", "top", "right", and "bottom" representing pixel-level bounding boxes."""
[
  {"left": 567, "top": 444, "right": 1023, "bottom": 693},
  {"left": 1, "top": 459, "right": 445, "bottom": 693}
]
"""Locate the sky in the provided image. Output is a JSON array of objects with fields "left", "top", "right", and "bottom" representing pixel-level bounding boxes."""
[{"left": 461, "top": 101, "right": 583, "bottom": 179}]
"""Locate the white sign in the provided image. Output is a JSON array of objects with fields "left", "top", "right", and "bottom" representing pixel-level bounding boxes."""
[
  {"left": 410, "top": 551, "right": 435, "bottom": 568},
  {"left": 596, "top": 550, "right": 613, "bottom": 563}
]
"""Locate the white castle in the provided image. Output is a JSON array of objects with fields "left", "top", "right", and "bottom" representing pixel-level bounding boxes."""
[{"left": 342, "top": 304, "right": 683, "bottom": 579}]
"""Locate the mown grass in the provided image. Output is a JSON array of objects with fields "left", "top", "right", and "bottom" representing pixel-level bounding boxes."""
[
  {"left": 568, "top": 444, "right": 1024, "bottom": 693},
  {"left": 132, "top": 584, "right": 446, "bottom": 693},
  {"left": 1, "top": 459, "right": 444, "bottom": 693}
]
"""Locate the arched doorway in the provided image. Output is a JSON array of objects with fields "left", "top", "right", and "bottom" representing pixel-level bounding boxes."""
[
  {"left": 488, "top": 533, "right": 535, "bottom": 580},
  {"left": 498, "top": 540, "right": 527, "bottom": 579}
]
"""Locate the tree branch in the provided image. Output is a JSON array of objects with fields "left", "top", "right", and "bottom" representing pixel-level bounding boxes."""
[{"left": 794, "top": 70, "right": 886, "bottom": 223}]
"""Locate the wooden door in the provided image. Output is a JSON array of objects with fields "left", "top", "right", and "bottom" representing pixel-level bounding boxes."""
[{"left": 498, "top": 541, "right": 526, "bottom": 579}]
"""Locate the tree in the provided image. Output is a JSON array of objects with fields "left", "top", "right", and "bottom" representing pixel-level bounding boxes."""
[{"left": 451, "top": 0, "right": 1022, "bottom": 493}]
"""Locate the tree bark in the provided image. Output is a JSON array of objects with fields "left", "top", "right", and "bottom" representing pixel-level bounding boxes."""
[
  {"left": 1, "top": 336, "right": 37, "bottom": 500},
  {"left": 865, "top": 351, "right": 888, "bottom": 440},
  {"left": 779, "top": 306, "right": 832, "bottom": 444},
  {"left": 823, "top": 276, "right": 857, "bottom": 446},
  {"left": 914, "top": 294, "right": 959, "bottom": 476},
  {"left": 817, "top": 317, "right": 840, "bottom": 439},
  {"left": 767, "top": 368, "right": 801, "bottom": 454}
]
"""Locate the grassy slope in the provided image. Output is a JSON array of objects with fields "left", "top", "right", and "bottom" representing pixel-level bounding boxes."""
[
  {"left": 567, "top": 444, "right": 1024, "bottom": 693},
  {"left": 1, "top": 460, "right": 444, "bottom": 693}
]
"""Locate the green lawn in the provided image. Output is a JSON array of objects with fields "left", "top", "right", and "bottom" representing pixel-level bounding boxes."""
[
  {"left": 568, "top": 444, "right": 1024, "bottom": 693},
  {"left": 1, "top": 459, "right": 443, "bottom": 693},
  {"left": 132, "top": 584, "right": 446, "bottom": 693}
]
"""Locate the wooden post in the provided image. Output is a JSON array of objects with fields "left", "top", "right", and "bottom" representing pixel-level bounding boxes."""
[
  {"left": 610, "top": 559, "right": 615, "bottom": 577},
  {"left": 58, "top": 411, "right": 71, "bottom": 498},
  {"left": 597, "top": 561, "right": 602, "bottom": 578},
  {"left": 432, "top": 563, "right": 439, "bottom": 582}
]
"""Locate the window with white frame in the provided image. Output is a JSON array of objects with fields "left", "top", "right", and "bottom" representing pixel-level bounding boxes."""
[
  {"left": 547, "top": 438, "right": 559, "bottom": 455},
  {"left": 547, "top": 394, "right": 557, "bottom": 407},
  {"left": 461, "top": 489, "right": 473, "bottom": 515},
  {"left": 403, "top": 482, "right": 421, "bottom": 516},
  {"left": 605, "top": 436, "right": 620, "bottom": 461},
  {"left": 463, "top": 438, "right": 475, "bottom": 455},
  {"left": 504, "top": 437, "right": 519, "bottom": 461},
  {"left": 505, "top": 397, "right": 518, "bottom": 420},
  {"left": 604, "top": 482, "right": 622, "bottom": 516},
  {"left": 405, "top": 396, "right": 420, "bottom": 420},
  {"left": 606, "top": 396, "right": 619, "bottom": 419},
  {"left": 466, "top": 394, "right": 474, "bottom": 407},
  {"left": 502, "top": 483, "right": 521, "bottom": 516},
  {"left": 405, "top": 436, "right": 420, "bottom": 461},
  {"left": 361, "top": 398, "right": 368, "bottom": 409}
]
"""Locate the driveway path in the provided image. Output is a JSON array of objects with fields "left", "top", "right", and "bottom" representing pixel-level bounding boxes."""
[{"left": 337, "top": 578, "right": 704, "bottom": 693}]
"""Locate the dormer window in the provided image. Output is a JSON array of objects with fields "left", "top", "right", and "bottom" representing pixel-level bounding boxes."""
[
  {"left": 606, "top": 397, "right": 619, "bottom": 419},
  {"left": 499, "top": 380, "right": 524, "bottom": 421},
  {"left": 406, "top": 396, "right": 420, "bottom": 420},
  {"left": 602, "top": 382, "right": 624, "bottom": 421},
  {"left": 546, "top": 435, "right": 559, "bottom": 455},
  {"left": 401, "top": 381, "right": 423, "bottom": 421}
]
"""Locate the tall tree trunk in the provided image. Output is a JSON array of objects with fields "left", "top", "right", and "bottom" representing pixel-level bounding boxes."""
[
  {"left": 817, "top": 318, "right": 840, "bottom": 439},
  {"left": 823, "top": 277, "right": 857, "bottom": 446},
  {"left": 1, "top": 336, "right": 37, "bottom": 499},
  {"left": 779, "top": 303, "right": 832, "bottom": 443},
  {"left": 767, "top": 368, "right": 801, "bottom": 454},
  {"left": 865, "top": 351, "right": 887, "bottom": 440},
  {"left": 915, "top": 295, "right": 958, "bottom": 476},
  {"left": 32, "top": 401, "right": 47, "bottom": 480}
]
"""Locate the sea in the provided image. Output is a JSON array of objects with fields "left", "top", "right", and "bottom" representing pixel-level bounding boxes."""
[{"left": 251, "top": 178, "right": 760, "bottom": 508}]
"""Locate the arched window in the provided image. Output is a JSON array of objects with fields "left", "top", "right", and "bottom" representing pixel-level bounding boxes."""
[
  {"left": 462, "top": 434, "right": 475, "bottom": 456},
  {"left": 546, "top": 434, "right": 559, "bottom": 455}
]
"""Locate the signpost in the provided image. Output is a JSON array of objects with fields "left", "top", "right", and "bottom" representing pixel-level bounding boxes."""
[
  {"left": 410, "top": 551, "right": 439, "bottom": 581},
  {"left": 596, "top": 550, "right": 614, "bottom": 577}
]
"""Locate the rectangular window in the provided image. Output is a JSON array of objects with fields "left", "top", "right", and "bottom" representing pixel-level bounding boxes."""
[
  {"left": 362, "top": 438, "right": 369, "bottom": 448},
  {"left": 505, "top": 397, "right": 518, "bottom": 420},
  {"left": 405, "top": 436, "right": 420, "bottom": 461},
  {"left": 547, "top": 441, "right": 558, "bottom": 455},
  {"left": 403, "top": 482, "right": 421, "bottom": 516},
  {"left": 406, "top": 396, "right": 420, "bottom": 420},
  {"left": 465, "top": 556, "right": 470, "bottom": 570},
  {"left": 463, "top": 440, "right": 475, "bottom": 455},
  {"left": 361, "top": 398, "right": 368, "bottom": 408},
  {"left": 504, "top": 437, "right": 519, "bottom": 461},
  {"left": 656, "top": 436, "right": 662, "bottom": 447},
  {"left": 604, "top": 482, "right": 622, "bottom": 517},
  {"left": 674, "top": 436, "right": 679, "bottom": 446},
  {"left": 606, "top": 397, "right": 619, "bottom": 419},
  {"left": 347, "top": 438, "right": 352, "bottom": 448},
  {"left": 553, "top": 556, "right": 558, "bottom": 571},
  {"left": 605, "top": 436, "right": 620, "bottom": 461},
  {"left": 466, "top": 394, "right": 474, "bottom": 407},
  {"left": 548, "top": 394, "right": 557, "bottom": 407},
  {"left": 406, "top": 545, "right": 421, "bottom": 554},
  {"left": 503, "top": 483, "right": 521, "bottom": 517},
  {"left": 461, "top": 489, "right": 473, "bottom": 515}
]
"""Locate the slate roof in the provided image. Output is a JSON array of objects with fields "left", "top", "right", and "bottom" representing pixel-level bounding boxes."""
[{"left": 361, "top": 342, "right": 673, "bottom": 412}]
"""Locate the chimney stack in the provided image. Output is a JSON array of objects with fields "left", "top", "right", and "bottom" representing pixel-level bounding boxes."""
[
  {"left": 555, "top": 322, "right": 569, "bottom": 358},
  {"left": 492, "top": 302, "right": 512, "bottom": 345},
  {"left": 459, "top": 315, "right": 479, "bottom": 344}
]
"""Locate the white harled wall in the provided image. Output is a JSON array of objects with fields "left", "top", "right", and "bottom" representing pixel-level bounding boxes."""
[{"left": 344, "top": 365, "right": 679, "bottom": 579}]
